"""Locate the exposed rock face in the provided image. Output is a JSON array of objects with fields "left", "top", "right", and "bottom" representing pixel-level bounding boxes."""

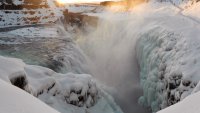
[
  {"left": 9, "top": 73, "right": 28, "bottom": 90},
  {"left": 63, "top": 11, "right": 98, "bottom": 28},
  {"left": 23, "top": 0, "right": 43, "bottom": 5}
]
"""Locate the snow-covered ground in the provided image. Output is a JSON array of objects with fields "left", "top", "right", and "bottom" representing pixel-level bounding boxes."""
[
  {"left": 0, "top": 9, "right": 60, "bottom": 27},
  {"left": 0, "top": 0, "right": 63, "bottom": 28},
  {"left": 158, "top": 90, "right": 200, "bottom": 113},
  {"left": 0, "top": 79, "right": 60, "bottom": 113},
  {"left": 0, "top": 55, "right": 123, "bottom": 113},
  {"left": 0, "top": 26, "right": 60, "bottom": 38}
]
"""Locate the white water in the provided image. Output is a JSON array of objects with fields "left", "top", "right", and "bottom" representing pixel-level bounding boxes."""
[{"left": 77, "top": 13, "right": 150, "bottom": 113}]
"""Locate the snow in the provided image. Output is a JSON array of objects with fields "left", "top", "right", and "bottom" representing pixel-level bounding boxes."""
[
  {"left": 1, "top": 27, "right": 60, "bottom": 38},
  {"left": 1, "top": 0, "right": 200, "bottom": 113},
  {"left": 0, "top": 0, "right": 63, "bottom": 28},
  {"left": 73, "top": 1, "right": 200, "bottom": 112},
  {"left": 182, "top": 2, "right": 200, "bottom": 21},
  {"left": 67, "top": 5, "right": 99, "bottom": 13},
  {"left": 158, "top": 91, "right": 200, "bottom": 113},
  {"left": 12, "top": 0, "right": 24, "bottom": 5},
  {"left": 0, "top": 55, "right": 123, "bottom": 113},
  {"left": 0, "top": 79, "right": 60, "bottom": 113},
  {"left": 132, "top": 1, "right": 200, "bottom": 112},
  {"left": 0, "top": 9, "right": 60, "bottom": 28},
  {"left": 65, "top": 3, "right": 113, "bottom": 14}
]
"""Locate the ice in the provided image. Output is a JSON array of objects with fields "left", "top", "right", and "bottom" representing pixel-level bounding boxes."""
[
  {"left": 0, "top": 55, "right": 123, "bottom": 113},
  {"left": 133, "top": 1, "right": 200, "bottom": 112},
  {"left": 69, "top": 92, "right": 79, "bottom": 103}
]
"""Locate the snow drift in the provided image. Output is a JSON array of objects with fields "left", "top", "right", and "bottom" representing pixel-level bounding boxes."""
[
  {"left": 158, "top": 90, "right": 200, "bottom": 113},
  {"left": 0, "top": 78, "right": 60, "bottom": 113}
]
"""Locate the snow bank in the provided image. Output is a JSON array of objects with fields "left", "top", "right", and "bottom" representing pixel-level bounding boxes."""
[
  {"left": 0, "top": 79, "right": 59, "bottom": 113},
  {"left": 158, "top": 91, "right": 200, "bottom": 113},
  {"left": 0, "top": 56, "right": 123, "bottom": 113}
]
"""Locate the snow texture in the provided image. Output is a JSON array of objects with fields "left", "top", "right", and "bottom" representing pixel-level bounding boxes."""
[
  {"left": 133, "top": 1, "right": 200, "bottom": 112},
  {"left": 0, "top": 56, "right": 123, "bottom": 113},
  {"left": 0, "top": 78, "right": 60, "bottom": 113},
  {"left": 158, "top": 91, "right": 200, "bottom": 113},
  {"left": 0, "top": 0, "right": 63, "bottom": 28}
]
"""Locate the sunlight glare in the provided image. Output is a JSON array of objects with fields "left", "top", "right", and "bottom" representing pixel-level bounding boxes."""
[{"left": 56, "top": 0, "right": 112, "bottom": 4}]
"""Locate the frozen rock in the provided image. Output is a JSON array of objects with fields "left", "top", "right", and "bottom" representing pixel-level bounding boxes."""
[{"left": 0, "top": 56, "right": 123, "bottom": 113}]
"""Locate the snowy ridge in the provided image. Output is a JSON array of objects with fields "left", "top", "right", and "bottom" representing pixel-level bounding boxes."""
[
  {"left": 0, "top": 79, "right": 60, "bottom": 113},
  {"left": 0, "top": 56, "right": 123, "bottom": 113},
  {"left": 158, "top": 90, "right": 200, "bottom": 113}
]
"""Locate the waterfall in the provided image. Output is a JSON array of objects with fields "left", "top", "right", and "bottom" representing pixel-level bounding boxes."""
[{"left": 76, "top": 13, "right": 150, "bottom": 113}]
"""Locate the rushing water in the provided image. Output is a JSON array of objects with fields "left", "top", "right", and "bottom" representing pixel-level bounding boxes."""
[
  {"left": 0, "top": 12, "right": 151, "bottom": 113},
  {"left": 77, "top": 13, "right": 150, "bottom": 113}
]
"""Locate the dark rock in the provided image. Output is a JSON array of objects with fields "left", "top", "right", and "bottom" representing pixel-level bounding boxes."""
[
  {"left": 168, "top": 81, "right": 176, "bottom": 90},
  {"left": 47, "top": 82, "right": 56, "bottom": 92},
  {"left": 10, "top": 74, "right": 28, "bottom": 90},
  {"left": 78, "top": 96, "right": 84, "bottom": 102},
  {"left": 182, "top": 80, "right": 191, "bottom": 87}
]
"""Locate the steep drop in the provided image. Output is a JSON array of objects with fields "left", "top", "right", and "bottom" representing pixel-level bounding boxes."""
[{"left": 76, "top": 13, "right": 150, "bottom": 113}]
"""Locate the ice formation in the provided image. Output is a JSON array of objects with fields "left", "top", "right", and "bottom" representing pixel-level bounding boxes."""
[
  {"left": 134, "top": 1, "right": 200, "bottom": 112},
  {"left": 0, "top": 56, "right": 123, "bottom": 113}
]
